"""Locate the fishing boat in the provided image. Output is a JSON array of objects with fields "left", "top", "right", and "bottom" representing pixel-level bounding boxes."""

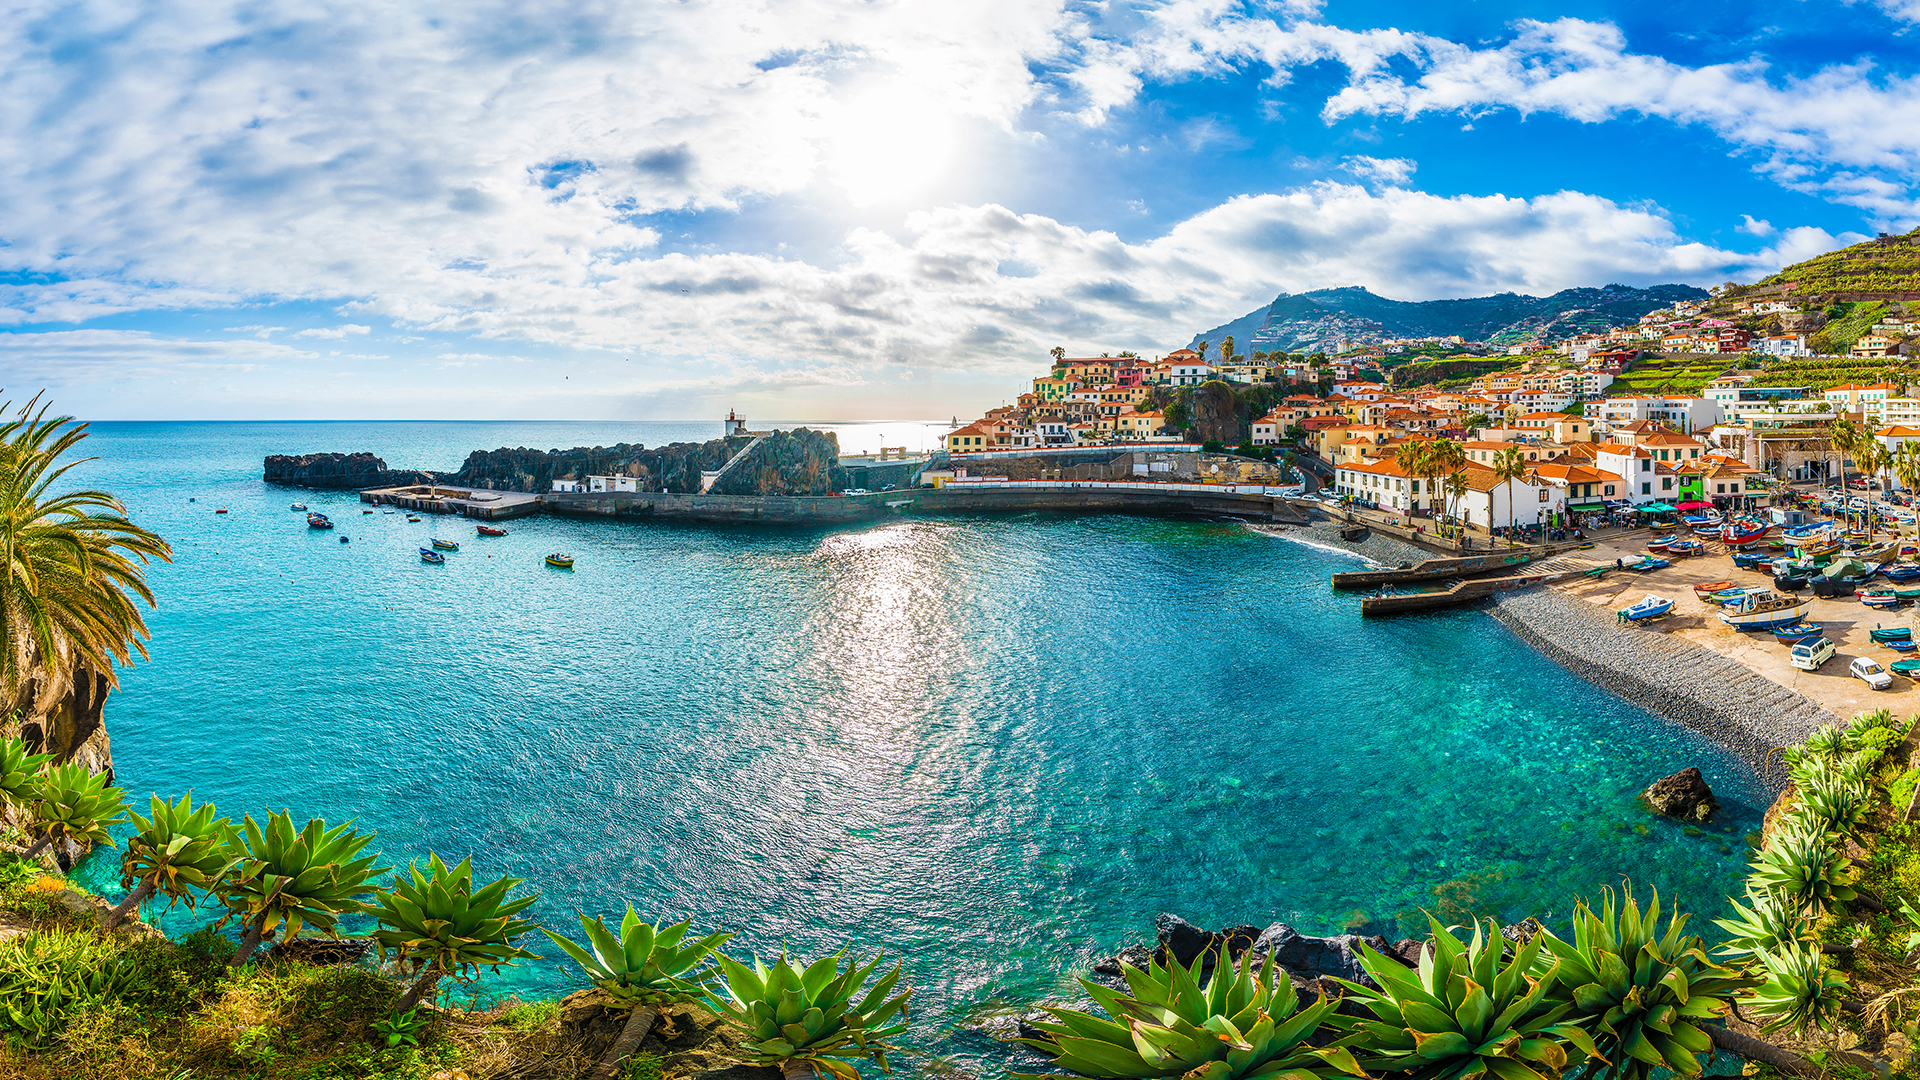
[
  {"left": 1896, "top": 586, "right": 1920, "bottom": 601},
  {"left": 1720, "top": 589, "right": 1814, "bottom": 630},
  {"left": 1886, "top": 564, "right": 1920, "bottom": 581},
  {"left": 1872, "top": 625, "right": 1915, "bottom": 642},
  {"left": 289, "top": 502, "right": 308, "bottom": 511},
  {"left": 1707, "top": 586, "right": 1763, "bottom": 606},
  {"left": 1665, "top": 539, "right": 1705, "bottom": 557},
  {"left": 1888, "top": 639, "right": 1919, "bottom": 652},
  {"left": 1630, "top": 556, "right": 1670, "bottom": 572},
  {"left": 1733, "top": 551, "right": 1773, "bottom": 570},
  {"left": 1862, "top": 588, "right": 1901, "bottom": 609},
  {"left": 406, "top": 515, "right": 421, "bottom": 522},
  {"left": 1692, "top": 580, "right": 1735, "bottom": 595},
  {"left": 214, "top": 508, "right": 229, "bottom": 514},
  {"left": 1618, "top": 595, "right": 1674, "bottom": 622},
  {"left": 362, "top": 509, "right": 374, "bottom": 514},
  {"left": 1771, "top": 622, "right": 1824, "bottom": 644},
  {"left": 430, "top": 538, "right": 460, "bottom": 551},
  {"left": 382, "top": 509, "right": 395, "bottom": 515},
  {"left": 1722, "top": 521, "right": 1770, "bottom": 545},
  {"left": 1646, "top": 537, "right": 1675, "bottom": 552},
  {"left": 306, "top": 513, "right": 334, "bottom": 530},
  {"left": 1650, "top": 521, "right": 1677, "bottom": 532},
  {"left": 1893, "top": 658, "right": 1920, "bottom": 676},
  {"left": 419, "top": 548, "right": 444, "bottom": 564},
  {"left": 476, "top": 525, "right": 508, "bottom": 536},
  {"left": 545, "top": 553, "right": 575, "bottom": 569}
]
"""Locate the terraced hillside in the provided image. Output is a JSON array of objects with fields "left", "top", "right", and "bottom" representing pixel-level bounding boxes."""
[
  {"left": 1731, "top": 228, "right": 1920, "bottom": 304},
  {"left": 1607, "top": 354, "right": 1741, "bottom": 395}
]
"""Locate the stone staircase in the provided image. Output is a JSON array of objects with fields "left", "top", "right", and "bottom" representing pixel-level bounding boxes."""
[{"left": 699, "top": 435, "right": 767, "bottom": 494}]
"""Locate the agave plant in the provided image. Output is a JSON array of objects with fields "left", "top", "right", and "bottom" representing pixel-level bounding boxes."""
[
  {"left": 713, "top": 950, "right": 911, "bottom": 1080},
  {"left": 1338, "top": 917, "right": 1597, "bottom": 1080},
  {"left": 218, "top": 810, "right": 386, "bottom": 968},
  {"left": 1748, "top": 823, "right": 1856, "bottom": 917},
  {"left": 1538, "top": 887, "right": 1752, "bottom": 1080},
  {"left": 368, "top": 853, "right": 541, "bottom": 1015},
  {"left": 544, "top": 909, "right": 731, "bottom": 1080},
  {"left": 1748, "top": 941, "right": 1849, "bottom": 1037},
  {"left": 0, "top": 734, "right": 53, "bottom": 813},
  {"left": 1712, "top": 889, "right": 1806, "bottom": 961},
  {"left": 19, "top": 763, "right": 126, "bottom": 862},
  {"left": 107, "top": 792, "right": 241, "bottom": 929},
  {"left": 1021, "top": 951, "right": 1364, "bottom": 1080},
  {"left": 1791, "top": 777, "right": 1873, "bottom": 840},
  {"left": 1798, "top": 725, "right": 1851, "bottom": 764}
]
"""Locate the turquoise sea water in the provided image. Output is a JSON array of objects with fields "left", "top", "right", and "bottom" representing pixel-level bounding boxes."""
[{"left": 65, "top": 421, "right": 1769, "bottom": 1073}]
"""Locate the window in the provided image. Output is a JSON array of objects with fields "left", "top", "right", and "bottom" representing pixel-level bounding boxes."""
[
  {"left": 1663, "top": 478, "right": 1673, "bottom": 490},
  {"left": 1642, "top": 482, "right": 1652, "bottom": 495},
  {"left": 1716, "top": 484, "right": 1725, "bottom": 493}
]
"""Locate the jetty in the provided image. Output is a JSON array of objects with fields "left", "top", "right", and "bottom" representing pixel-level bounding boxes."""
[
  {"left": 1357, "top": 558, "right": 1598, "bottom": 616},
  {"left": 1331, "top": 545, "right": 1595, "bottom": 590}
]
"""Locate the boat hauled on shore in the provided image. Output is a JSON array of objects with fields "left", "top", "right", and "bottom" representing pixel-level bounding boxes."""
[{"left": 1720, "top": 589, "right": 1814, "bottom": 630}]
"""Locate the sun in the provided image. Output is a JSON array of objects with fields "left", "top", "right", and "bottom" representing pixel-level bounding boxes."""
[{"left": 821, "top": 88, "right": 959, "bottom": 206}]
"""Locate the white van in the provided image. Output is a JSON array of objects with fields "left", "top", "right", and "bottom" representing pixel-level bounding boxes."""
[{"left": 1790, "top": 637, "right": 1836, "bottom": 671}]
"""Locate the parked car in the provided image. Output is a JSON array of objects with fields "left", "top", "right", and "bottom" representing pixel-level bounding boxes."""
[
  {"left": 1852, "top": 656, "right": 1895, "bottom": 690},
  {"left": 1790, "top": 637, "right": 1836, "bottom": 671}
]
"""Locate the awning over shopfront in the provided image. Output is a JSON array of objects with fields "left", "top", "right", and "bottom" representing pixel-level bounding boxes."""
[{"left": 1641, "top": 502, "right": 1678, "bottom": 513}]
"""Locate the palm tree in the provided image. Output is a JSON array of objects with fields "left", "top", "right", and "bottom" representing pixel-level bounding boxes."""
[
  {"left": 1895, "top": 444, "right": 1920, "bottom": 538},
  {"left": 1392, "top": 442, "right": 1431, "bottom": 517},
  {"left": 1829, "top": 416, "right": 1859, "bottom": 488},
  {"left": 1195, "top": 340, "right": 1210, "bottom": 363},
  {"left": 0, "top": 396, "right": 172, "bottom": 746},
  {"left": 1857, "top": 439, "right": 1892, "bottom": 540},
  {"left": 1490, "top": 447, "right": 1531, "bottom": 544},
  {"left": 1427, "top": 439, "right": 1468, "bottom": 524}
]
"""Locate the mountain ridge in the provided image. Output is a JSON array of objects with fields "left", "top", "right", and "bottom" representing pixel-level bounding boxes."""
[{"left": 1187, "top": 283, "right": 1709, "bottom": 356}]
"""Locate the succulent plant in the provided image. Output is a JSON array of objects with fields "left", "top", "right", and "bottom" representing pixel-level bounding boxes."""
[
  {"left": 0, "top": 735, "right": 53, "bottom": 812},
  {"left": 218, "top": 810, "right": 386, "bottom": 968},
  {"left": 1339, "top": 917, "right": 1597, "bottom": 1080},
  {"left": 1790, "top": 777, "right": 1873, "bottom": 840},
  {"left": 1712, "top": 889, "right": 1806, "bottom": 962},
  {"left": 713, "top": 950, "right": 911, "bottom": 1080},
  {"left": 1748, "top": 941, "right": 1849, "bottom": 1037},
  {"left": 19, "top": 763, "right": 126, "bottom": 863},
  {"left": 108, "top": 792, "right": 241, "bottom": 928},
  {"left": 1538, "top": 887, "right": 1751, "bottom": 1080},
  {"left": 1748, "top": 823, "right": 1856, "bottom": 917},
  {"left": 544, "top": 909, "right": 730, "bottom": 1080},
  {"left": 1021, "top": 951, "right": 1364, "bottom": 1080},
  {"left": 368, "top": 853, "right": 541, "bottom": 1016}
]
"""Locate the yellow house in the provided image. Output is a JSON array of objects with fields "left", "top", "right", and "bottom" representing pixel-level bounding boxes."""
[{"left": 946, "top": 423, "right": 990, "bottom": 451}]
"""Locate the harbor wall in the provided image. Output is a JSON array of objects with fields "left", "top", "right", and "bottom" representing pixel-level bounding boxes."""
[{"left": 534, "top": 483, "right": 1321, "bottom": 525}]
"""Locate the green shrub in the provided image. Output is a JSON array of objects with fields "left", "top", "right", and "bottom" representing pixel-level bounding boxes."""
[
  {"left": 497, "top": 998, "right": 563, "bottom": 1029},
  {"left": 0, "top": 928, "right": 132, "bottom": 1046}
]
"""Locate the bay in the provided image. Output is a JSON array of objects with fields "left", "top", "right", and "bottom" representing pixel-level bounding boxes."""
[{"left": 65, "top": 420, "right": 1766, "bottom": 1073}]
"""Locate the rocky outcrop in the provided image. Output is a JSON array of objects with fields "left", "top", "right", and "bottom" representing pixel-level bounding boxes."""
[
  {"left": 1095, "top": 914, "right": 1419, "bottom": 993},
  {"left": 1643, "top": 767, "right": 1721, "bottom": 823},
  {"left": 705, "top": 429, "right": 848, "bottom": 496},
  {"left": 263, "top": 452, "right": 437, "bottom": 490},
  {"left": 4, "top": 661, "right": 121, "bottom": 869},
  {"left": 558, "top": 992, "right": 778, "bottom": 1080}
]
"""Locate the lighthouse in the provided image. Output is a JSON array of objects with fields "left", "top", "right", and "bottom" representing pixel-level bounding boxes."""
[{"left": 723, "top": 409, "right": 746, "bottom": 437}]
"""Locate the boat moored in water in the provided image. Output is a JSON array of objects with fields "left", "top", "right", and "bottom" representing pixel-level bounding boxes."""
[
  {"left": 289, "top": 502, "right": 308, "bottom": 511},
  {"left": 306, "top": 512, "right": 333, "bottom": 529},
  {"left": 545, "top": 553, "right": 575, "bottom": 568},
  {"left": 419, "top": 548, "right": 444, "bottom": 564},
  {"left": 476, "top": 525, "right": 508, "bottom": 536},
  {"left": 430, "top": 538, "right": 460, "bottom": 551}
]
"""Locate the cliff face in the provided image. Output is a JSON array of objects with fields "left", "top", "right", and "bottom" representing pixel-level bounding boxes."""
[
  {"left": 451, "top": 438, "right": 749, "bottom": 494},
  {"left": 3, "top": 662, "right": 116, "bottom": 869},
  {"left": 706, "top": 429, "right": 848, "bottom": 495},
  {"left": 264, "top": 452, "right": 437, "bottom": 490}
]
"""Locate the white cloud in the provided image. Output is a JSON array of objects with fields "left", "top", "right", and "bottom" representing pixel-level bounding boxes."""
[
  {"left": 293, "top": 324, "right": 371, "bottom": 339},
  {"left": 1738, "top": 215, "right": 1775, "bottom": 236},
  {"left": 222, "top": 325, "right": 287, "bottom": 339},
  {"left": 1342, "top": 156, "right": 1416, "bottom": 185},
  {"left": 1065, "top": 8, "right": 1920, "bottom": 224}
]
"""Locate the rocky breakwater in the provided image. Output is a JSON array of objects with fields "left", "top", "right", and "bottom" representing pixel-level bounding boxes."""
[
  {"left": 454, "top": 428, "right": 849, "bottom": 496},
  {"left": 263, "top": 452, "right": 437, "bottom": 490}
]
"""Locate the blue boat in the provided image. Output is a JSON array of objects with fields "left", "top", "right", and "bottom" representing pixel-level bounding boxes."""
[
  {"left": 1618, "top": 594, "right": 1674, "bottom": 622},
  {"left": 419, "top": 548, "right": 444, "bottom": 564},
  {"left": 1630, "top": 557, "right": 1670, "bottom": 572},
  {"left": 1771, "top": 622, "right": 1823, "bottom": 644},
  {"left": 1733, "top": 551, "right": 1772, "bottom": 570},
  {"left": 1886, "top": 564, "right": 1920, "bottom": 581}
]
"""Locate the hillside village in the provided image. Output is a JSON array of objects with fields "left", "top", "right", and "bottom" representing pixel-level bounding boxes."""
[{"left": 944, "top": 229, "right": 1920, "bottom": 534}]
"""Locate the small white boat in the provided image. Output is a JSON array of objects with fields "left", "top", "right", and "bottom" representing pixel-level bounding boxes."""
[
  {"left": 290, "top": 502, "right": 308, "bottom": 511},
  {"left": 1618, "top": 595, "right": 1674, "bottom": 622}
]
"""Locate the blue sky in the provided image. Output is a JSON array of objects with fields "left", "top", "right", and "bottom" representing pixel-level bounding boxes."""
[{"left": 2, "top": 0, "right": 1918, "bottom": 420}]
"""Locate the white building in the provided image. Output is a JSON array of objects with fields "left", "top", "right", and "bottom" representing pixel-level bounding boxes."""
[
  {"left": 1754, "top": 335, "right": 1809, "bottom": 358},
  {"left": 1599, "top": 395, "right": 1719, "bottom": 434},
  {"left": 1458, "top": 464, "right": 1566, "bottom": 529},
  {"left": 554, "top": 474, "right": 646, "bottom": 493},
  {"left": 1171, "top": 362, "right": 1214, "bottom": 386}
]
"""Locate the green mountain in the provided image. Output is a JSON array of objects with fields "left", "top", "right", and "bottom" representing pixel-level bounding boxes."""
[{"left": 1188, "top": 284, "right": 1708, "bottom": 356}]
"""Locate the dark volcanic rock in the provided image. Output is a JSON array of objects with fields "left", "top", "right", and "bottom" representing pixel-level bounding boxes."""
[
  {"left": 268, "top": 937, "right": 374, "bottom": 965},
  {"left": 1643, "top": 766, "right": 1720, "bottom": 823},
  {"left": 263, "top": 452, "right": 436, "bottom": 490}
]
